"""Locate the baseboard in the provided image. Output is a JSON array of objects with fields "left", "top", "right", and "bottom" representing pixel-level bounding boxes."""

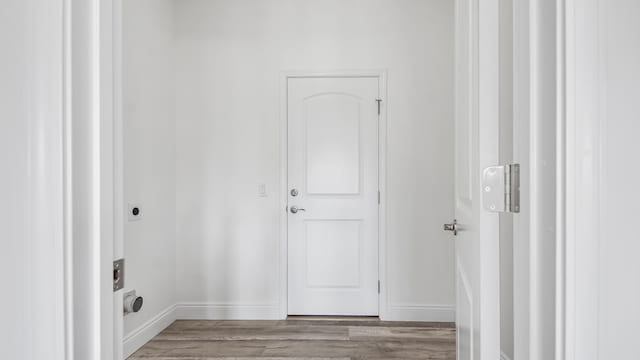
[
  {"left": 175, "top": 303, "right": 282, "bottom": 320},
  {"left": 501, "top": 351, "right": 513, "bottom": 360},
  {"left": 386, "top": 304, "right": 455, "bottom": 322},
  {"left": 123, "top": 304, "right": 177, "bottom": 359}
]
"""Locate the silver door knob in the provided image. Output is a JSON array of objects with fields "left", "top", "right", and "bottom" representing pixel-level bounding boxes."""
[
  {"left": 443, "top": 219, "right": 458, "bottom": 236},
  {"left": 290, "top": 206, "right": 306, "bottom": 214}
]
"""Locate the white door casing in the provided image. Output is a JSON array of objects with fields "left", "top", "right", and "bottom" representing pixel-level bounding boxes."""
[
  {"left": 454, "top": 0, "right": 478, "bottom": 354},
  {"left": 454, "top": 0, "right": 501, "bottom": 358},
  {"left": 287, "top": 76, "right": 380, "bottom": 316}
]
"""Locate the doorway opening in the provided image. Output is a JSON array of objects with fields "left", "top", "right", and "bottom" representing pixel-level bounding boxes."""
[{"left": 117, "top": 0, "right": 465, "bottom": 359}]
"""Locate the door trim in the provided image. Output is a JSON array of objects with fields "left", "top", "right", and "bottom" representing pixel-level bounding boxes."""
[
  {"left": 557, "top": 0, "right": 602, "bottom": 358},
  {"left": 513, "top": 0, "right": 563, "bottom": 358},
  {"left": 279, "top": 70, "right": 388, "bottom": 319}
]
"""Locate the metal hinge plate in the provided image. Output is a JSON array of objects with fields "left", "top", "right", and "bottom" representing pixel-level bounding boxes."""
[
  {"left": 482, "top": 164, "right": 520, "bottom": 213},
  {"left": 378, "top": 280, "right": 381, "bottom": 294},
  {"left": 113, "top": 258, "right": 125, "bottom": 292},
  {"left": 376, "top": 99, "right": 382, "bottom": 115}
]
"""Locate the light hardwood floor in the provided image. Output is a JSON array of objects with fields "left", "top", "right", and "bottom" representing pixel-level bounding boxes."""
[{"left": 129, "top": 317, "right": 456, "bottom": 359}]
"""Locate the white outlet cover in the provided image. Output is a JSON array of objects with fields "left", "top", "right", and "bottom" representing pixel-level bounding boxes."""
[{"left": 128, "top": 203, "right": 142, "bottom": 221}]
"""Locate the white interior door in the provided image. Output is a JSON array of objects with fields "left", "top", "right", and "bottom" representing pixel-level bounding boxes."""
[
  {"left": 287, "top": 76, "right": 379, "bottom": 316},
  {"left": 453, "top": 0, "right": 501, "bottom": 358}
]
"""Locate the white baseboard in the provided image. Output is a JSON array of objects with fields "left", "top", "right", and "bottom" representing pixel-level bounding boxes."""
[
  {"left": 386, "top": 304, "right": 455, "bottom": 322},
  {"left": 123, "top": 304, "right": 177, "bottom": 359},
  {"left": 175, "top": 303, "right": 282, "bottom": 320},
  {"left": 501, "top": 351, "right": 513, "bottom": 360}
]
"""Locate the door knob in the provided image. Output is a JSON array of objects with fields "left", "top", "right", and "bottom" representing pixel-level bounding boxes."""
[
  {"left": 290, "top": 206, "right": 306, "bottom": 214},
  {"left": 443, "top": 219, "right": 458, "bottom": 236}
]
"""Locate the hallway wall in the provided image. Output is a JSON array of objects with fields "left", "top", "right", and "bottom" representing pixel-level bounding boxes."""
[
  {"left": 123, "top": 0, "right": 177, "bottom": 352},
  {"left": 586, "top": 0, "right": 640, "bottom": 357},
  {"left": 0, "top": 1, "right": 66, "bottom": 358},
  {"left": 172, "top": 0, "right": 455, "bottom": 320}
]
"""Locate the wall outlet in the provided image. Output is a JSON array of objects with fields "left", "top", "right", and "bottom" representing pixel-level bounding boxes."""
[{"left": 128, "top": 203, "right": 143, "bottom": 221}]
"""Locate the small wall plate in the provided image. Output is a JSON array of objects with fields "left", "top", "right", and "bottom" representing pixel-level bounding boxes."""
[{"left": 128, "top": 203, "right": 142, "bottom": 221}]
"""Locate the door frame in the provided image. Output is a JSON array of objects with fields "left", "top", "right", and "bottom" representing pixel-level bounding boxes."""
[
  {"left": 279, "top": 70, "right": 388, "bottom": 319},
  {"left": 513, "top": 0, "right": 563, "bottom": 358},
  {"left": 555, "top": 0, "right": 602, "bottom": 358},
  {"left": 61, "top": 0, "right": 121, "bottom": 358},
  {"left": 77, "top": 1, "right": 569, "bottom": 358}
]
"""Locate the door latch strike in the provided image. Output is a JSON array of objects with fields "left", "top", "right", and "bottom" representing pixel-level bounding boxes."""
[{"left": 113, "top": 258, "right": 125, "bottom": 292}]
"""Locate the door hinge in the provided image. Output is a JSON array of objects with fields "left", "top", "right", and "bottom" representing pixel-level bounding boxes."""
[
  {"left": 378, "top": 280, "right": 381, "bottom": 294},
  {"left": 482, "top": 164, "right": 520, "bottom": 213},
  {"left": 378, "top": 190, "right": 381, "bottom": 204},
  {"left": 376, "top": 99, "right": 382, "bottom": 115},
  {"left": 113, "top": 258, "right": 125, "bottom": 292}
]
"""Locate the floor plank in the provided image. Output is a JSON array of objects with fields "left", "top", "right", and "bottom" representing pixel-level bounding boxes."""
[{"left": 129, "top": 319, "right": 456, "bottom": 360}]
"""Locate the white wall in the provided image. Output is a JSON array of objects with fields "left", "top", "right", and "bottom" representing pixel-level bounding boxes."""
[
  {"left": 1, "top": 4, "right": 37, "bottom": 358},
  {"left": 122, "top": 0, "right": 177, "bottom": 351},
  {"left": 0, "top": 1, "right": 66, "bottom": 359},
  {"left": 173, "top": 0, "right": 455, "bottom": 319}
]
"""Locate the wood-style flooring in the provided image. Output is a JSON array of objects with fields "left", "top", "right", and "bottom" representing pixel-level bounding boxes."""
[{"left": 129, "top": 317, "right": 456, "bottom": 360}]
